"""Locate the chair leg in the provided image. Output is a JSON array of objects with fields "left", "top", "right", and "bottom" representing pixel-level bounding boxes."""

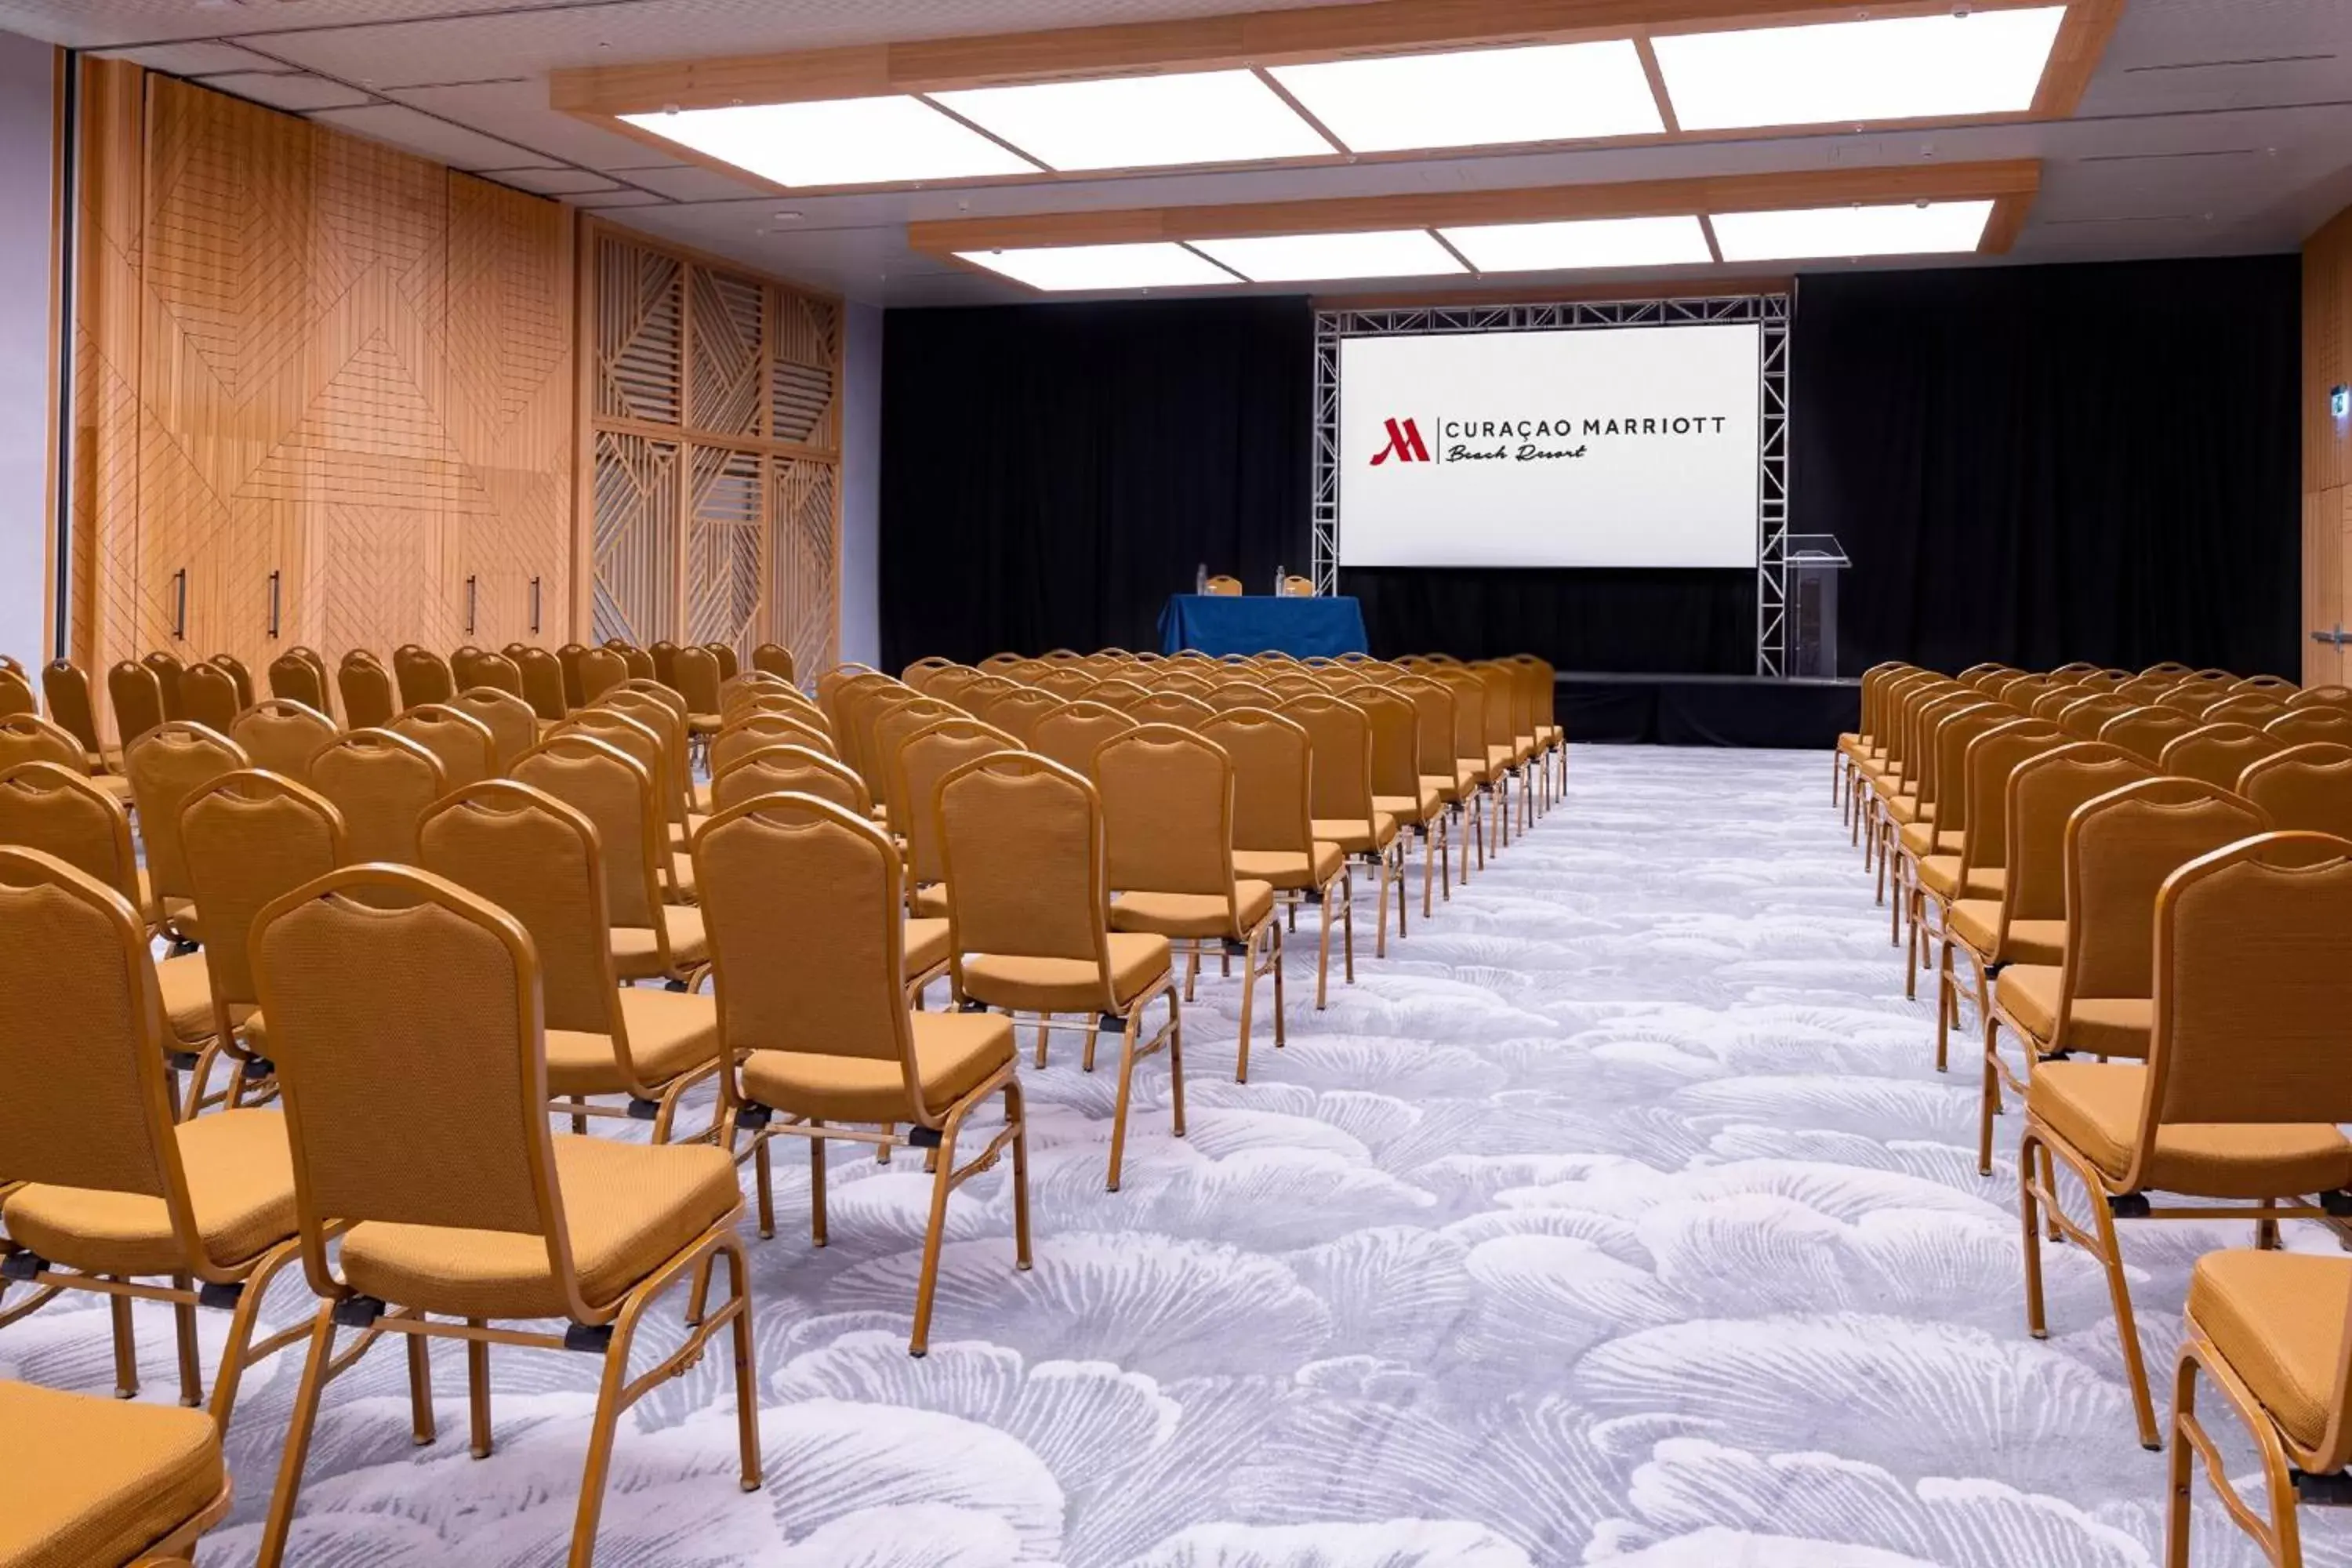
[
  {"left": 1978, "top": 1011, "right": 2005, "bottom": 1178},
  {"left": 567, "top": 1305, "right": 648, "bottom": 1568},
  {"left": 405, "top": 1330, "right": 436, "bottom": 1446},
  {"left": 721, "top": 1237, "right": 762, "bottom": 1494},
  {"left": 1183, "top": 945, "right": 1199, "bottom": 1002},
  {"left": 909, "top": 1109, "right": 966, "bottom": 1357},
  {"left": 1393, "top": 840, "right": 1408, "bottom": 942},
  {"left": 1423, "top": 822, "right": 1437, "bottom": 917},
  {"left": 172, "top": 1272, "right": 204, "bottom": 1408},
  {"left": 2087, "top": 1183, "right": 2161, "bottom": 1450},
  {"left": 809, "top": 1120, "right": 828, "bottom": 1248},
  {"left": 1105, "top": 1008, "right": 1143, "bottom": 1193},
  {"left": 1234, "top": 927, "right": 1258, "bottom": 1084},
  {"left": 1935, "top": 930, "right": 1955, "bottom": 1073},
  {"left": 1167, "top": 989, "right": 1186, "bottom": 1139},
  {"left": 2165, "top": 1354, "right": 2196, "bottom": 1568},
  {"left": 467, "top": 1324, "right": 492, "bottom": 1457},
  {"left": 2018, "top": 1128, "right": 2050, "bottom": 1341},
  {"left": 1314, "top": 883, "right": 1333, "bottom": 1010},
  {"left": 109, "top": 1283, "right": 139, "bottom": 1399},
  {"left": 754, "top": 1137, "right": 776, "bottom": 1239},
  {"left": 1270, "top": 923, "right": 1287, "bottom": 1049},
  {"left": 1006, "top": 1079, "right": 1033, "bottom": 1273},
  {"left": 255, "top": 1302, "right": 342, "bottom": 1568},
  {"left": 1373, "top": 854, "right": 1392, "bottom": 960},
  {"left": 1341, "top": 866, "right": 1356, "bottom": 984}
]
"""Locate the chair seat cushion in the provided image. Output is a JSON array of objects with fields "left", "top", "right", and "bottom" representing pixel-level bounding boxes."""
[
  {"left": 1455, "top": 756, "right": 1492, "bottom": 788},
  {"left": 961, "top": 931, "right": 1171, "bottom": 1014},
  {"left": 1994, "top": 965, "right": 2151, "bottom": 1059},
  {"left": 904, "top": 916, "right": 949, "bottom": 979},
  {"left": 2, "top": 1108, "right": 295, "bottom": 1276},
  {"left": 691, "top": 779, "right": 713, "bottom": 815},
  {"left": 154, "top": 952, "right": 216, "bottom": 1047},
  {"left": 611, "top": 905, "right": 710, "bottom": 981},
  {"left": 688, "top": 712, "right": 721, "bottom": 735},
  {"left": 2027, "top": 1061, "right": 2352, "bottom": 1199},
  {"left": 1374, "top": 783, "right": 1443, "bottom": 822},
  {"left": 158, "top": 895, "right": 201, "bottom": 942},
  {"left": 544, "top": 986, "right": 720, "bottom": 1097},
  {"left": 1915, "top": 856, "right": 1998, "bottom": 902},
  {"left": 1110, "top": 880, "right": 1275, "bottom": 940},
  {"left": 1232, "top": 844, "right": 1343, "bottom": 890},
  {"left": 1312, "top": 811, "right": 1397, "bottom": 854},
  {"left": 910, "top": 883, "right": 949, "bottom": 919},
  {"left": 0, "top": 1378, "right": 224, "bottom": 1568},
  {"left": 667, "top": 851, "right": 699, "bottom": 904},
  {"left": 1899, "top": 822, "right": 1962, "bottom": 859},
  {"left": 1421, "top": 771, "right": 1465, "bottom": 804},
  {"left": 741, "top": 1009, "right": 1015, "bottom": 1124},
  {"left": 1947, "top": 900, "right": 2063, "bottom": 964},
  {"left": 2187, "top": 1249, "right": 2351, "bottom": 1454},
  {"left": 339, "top": 1136, "right": 740, "bottom": 1319},
  {"left": 1486, "top": 743, "right": 1516, "bottom": 772}
]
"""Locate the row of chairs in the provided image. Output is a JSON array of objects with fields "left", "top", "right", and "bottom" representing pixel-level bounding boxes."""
[{"left": 1839, "top": 659, "right": 2352, "bottom": 1568}]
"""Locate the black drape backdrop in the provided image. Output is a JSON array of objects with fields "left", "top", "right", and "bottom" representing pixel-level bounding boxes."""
[
  {"left": 1791, "top": 256, "right": 2301, "bottom": 677},
  {"left": 880, "top": 297, "right": 1312, "bottom": 669},
  {"left": 883, "top": 256, "right": 2301, "bottom": 678}
]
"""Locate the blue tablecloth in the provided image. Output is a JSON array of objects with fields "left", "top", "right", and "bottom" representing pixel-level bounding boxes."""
[{"left": 1157, "top": 594, "right": 1371, "bottom": 658}]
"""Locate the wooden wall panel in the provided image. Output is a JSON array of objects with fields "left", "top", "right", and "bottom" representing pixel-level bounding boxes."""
[
  {"left": 2304, "top": 206, "right": 2352, "bottom": 684},
  {"left": 583, "top": 218, "right": 841, "bottom": 673},
  {"left": 71, "top": 64, "right": 573, "bottom": 728}
]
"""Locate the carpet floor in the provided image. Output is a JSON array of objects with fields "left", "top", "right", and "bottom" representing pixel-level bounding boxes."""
[{"left": 8, "top": 744, "right": 2347, "bottom": 1566}]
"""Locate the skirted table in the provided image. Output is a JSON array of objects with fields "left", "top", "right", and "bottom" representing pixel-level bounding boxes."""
[{"left": 1156, "top": 594, "right": 1370, "bottom": 658}]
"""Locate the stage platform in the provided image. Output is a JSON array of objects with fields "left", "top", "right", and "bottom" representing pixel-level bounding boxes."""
[{"left": 1554, "top": 671, "right": 1857, "bottom": 750}]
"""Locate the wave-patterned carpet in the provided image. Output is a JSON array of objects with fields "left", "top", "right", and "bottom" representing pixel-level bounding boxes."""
[{"left": 9, "top": 744, "right": 2347, "bottom": 1566}]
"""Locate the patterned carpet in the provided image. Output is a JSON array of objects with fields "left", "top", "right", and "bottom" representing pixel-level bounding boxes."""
[{"left": 9, "top": 744, "right": 2347, "bottom": 1566}]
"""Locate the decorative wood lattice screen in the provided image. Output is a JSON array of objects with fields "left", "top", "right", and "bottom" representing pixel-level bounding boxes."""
[{"left": 585, "top": 222, "right": 841, "bottom": 673}]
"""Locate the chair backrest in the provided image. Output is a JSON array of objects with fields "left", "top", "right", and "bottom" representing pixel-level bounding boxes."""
[
  {"left": 211, "top": 654, "right": 253, "bottom": 707},
  {"left": 869, "top": 695, "right": 966, "bottom": 822},
  {"left": 2113, "top": 677, "right": 2180, "bottom": 706},
  {"left": 451, "top": 648, "right": 524, "bottom": 698},
  {"left": 1153, "top": 671, "right": 1217, "bottom": 697},
  {"left": 1096, "top": 724, "right": 1236, "bottom": 902},
  {"left": 40, "top": 661, "right": 102, "bottom": 757},
  {"left": 713, "top": 711, "right": 835, "bottom": 771},
  {"left": 1031, "top": 700, "right": 1138, "bottom": 779},
  {"left": 1125, "top": 690, "right": 1214, "bottom": 729},
  {"left": 446, "top": 688, "right": 540, "bottom": 774},
  {"left": 388, "top": 702, "right": 499, "bottom": 791},
  {"left": 648, "top": 640, "right": 681, "bottom": 688},
  {"left": 1431, "top": 666, "right": 1488, "bottom": 762},
  {"left": 2200, "top": 693, "right": 2286, "bottom": 726},
  {"left": 2236, "top": 742, "right": 2352, "bottom": 839},
  {"left": 1030, "top": 666, "right": 1097, "bottom": 702},
  {"left": 900, "top": 655, "right": 956, "bottom": 691},
  {"left": 510, "top": 734, "right": 665, "bottom": 930},
  {"left": 555, "top": 708, "right": 666, "bottom": 822},
  {"left": 608, "top": 641, "right": 656, "bottom": 681},
  {"left": 575, "top": 645, "right": 628, "bottom": 702},
  {"left": 696, "top": 793, "right": 926, "bottom": 1114},
  {"left": 2157, "top": 722, "right": 2284, "bottom": 793},
  {"left": 1344, "top": 684, "right": 1422, "bottom": 801},
  {"left": 2286, "top": 684, "right": 2352, "bottom": 711},
  {"left": 974, "top": 685, "right": 1063, "bottom": 744},
  {"left": 1206, "top": 681, "right": 1277, "bottom": 713},
  {"left": 672, "top": 644, "right": 723, "bottom": 715},
  {"left": 1999, "top": 742, "right": 2152, "bottom": 927},
  {"left": 1907, "top": 691, "right": 1988, "bottom": 811},
  {"left": 2267, "top": 706, "right": 2352, "bottom": 747},
  {"left": 0, "top": 663, "right": 31, "bottom": 722},
  {"left": 1086, "top": 677, "right": 1151, "bottom": 713},
  {"left": 751, "top": 642, "right": 796, "bottom": 682},
  {"left": 307, "top": 728, "right": 445, "bottom": 866},
  {"left": 1283, "top": 692, "right": 1375, "bottom": 824},
  {"left": 2056, "top": 692, "right": 2133, "bottom": 742},
  {"left": 2049, "top": 661, "right": 2100, "bottom": 679},
  {"left": 107, "top": 659, "right": 165, "bottom": 750},
  {"left": 269, "top": 650, "right": 331, "bottom": 717},
  {"left": 228, "top": 699, "right": 337, "bottom": 782},
  {"left": 0, "top": 848, "right": 193, "bottom": 1238},
  {"left": 514, "top": 646, "right": 568, "bottom": 721},
  {"left": 706, "top": 641, "right": 739, "bottom": 681},
  {"left": 181, "top": 770, "right": 347, "bottom": 1019},
  {"left": 125, "top": 723, "right": 249, "bottom": 903},
  {"left": 599, "top": 689, "right": 695, "bottom": 825},
  {"left": 2141, "top": 662, "right": 2194, "bottom": 680},
  {"left": 554, "top": 643, "right": 590, "bottom": 706},
  {"left": 2229, "top": 673, "right": 2297, "bottom": 694},
  {"left": 142, "top": 652, "right": 186, "bottom": 719},
  {"left": 336, "top": 652, "right": 395, "bottom": 731},
  {"left": 1387, "top": 674, "right": 1458, "bottom": 782},
  {"left": 713, "top": 742, "right": 870, "bottom": 816},
  {"left": 2027, "top": 684, "right": 2086, "bottom": 723},
  {"left": 252, "top": 865, "right": 590, "bottom": 1312},
  {"left": 0, "top": 761, "right": 142, "bottom": 909},
  {"left": 2064, "top": 776, "right": 2272, "bottom": 1003},
  {"left": 938, "top": 752, "right": 1109, "bottom": 974},
  {"left": 1956, "top": 718, "right": 2064, "bottom": 876},
  {"left": 0, "top": 712, "right": 88, "bottom": 776},
  {"left": 392, "top": 646, "right": 456, "bottom": 710},
  {"left": 2098, "top": 706, "right": 2199, "bottom": 766},
  {"left": 1203, "top": 575, "right": 1243, "bottom": 597},
  {"left": 1199, "top": 707, "right": 1314, "bottom": 857},
  {"left": 1926, "top": 705, "right": 2016, "bottom": 837},
  {"left": 419, "top": 781, "right": 619, "bottom": 1036},
  {"left": 894, "top": 718, "right": 1015, "bottom": 884},
  {"left": 177, "top": 662, "right": 241, "bottom": 732}
]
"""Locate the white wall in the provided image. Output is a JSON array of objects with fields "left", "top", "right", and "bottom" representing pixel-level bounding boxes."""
[
  {"left": 838, "top": 299, "right": 882, "bottom": 670},
  {"left": 0, "top": 31, "right": 51, "bottom": 675}
]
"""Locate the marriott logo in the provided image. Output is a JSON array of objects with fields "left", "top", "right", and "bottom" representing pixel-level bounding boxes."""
[{"left": 1368, "top": 417, "right": 1431, "bottom": 466}]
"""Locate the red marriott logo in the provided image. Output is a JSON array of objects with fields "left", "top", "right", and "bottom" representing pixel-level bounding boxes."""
[{"left": 1370, "top": 416, "right": 1431, "bottom": 465}]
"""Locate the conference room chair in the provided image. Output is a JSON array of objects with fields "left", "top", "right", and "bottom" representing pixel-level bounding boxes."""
[
  {"left": 334, "top": 652, "right": 394, "bottom": 730},
  {"left": 710, "top": 742, "right": 869, "bottom": 818},
  {"left": 980, "top": 685, "right": 1062, "bottom": 746},
  {"left": 0, "top": 711, "right": 119, "bottom": 799},
  {"left": 900, "top": 655, "right": 957, "bottom": 691},
  {"left": 1839, "top": 662, "right": 1910, "bottom": 807},
  {"left": 1152, "top": 673, "right": 1219, "bottom": 703},
  {"left": 514, "top": 733, "right": 709, "bottom": 991},
  {"left": 719, "top": 691, "right": 826, "bottom": 751},
  {"left": 2287, "top": 683, "right": 2352, "bottom": 711},
  {"left": 1125, "top": 689, "right": 1215, "bottom": 729},
  {"left": 2027, "top": 684, "right": 2087, "bottom": 723},
  {"left": 558, "top": 707, "right": 693, "bottom": 901},
  {"left": 244, "top": 862, "right": 756, "bottom": 1568},
  {"left": 891, "top": 717, "right": 1016, "bottom": 919},
  {"left": 0, "top": 1375, "right": 240, "bottom": 1566},
  {"left": 606, "top": 640, "right": 658, "bottom": 681},
  {"left": 705, "top": 642, "right": 739, "bottom": 682},
  {"left": 1200, "top": 706, "right": 1350, "bottom": 1007},
  {"left": 387, "top": 702, "right": 498, "bottom": 793},
  {"left": 40, "top": 659, "right": 109, "bottom": 771},
  {"left": 419, "top": 781, "right": 723, "bottom": 1142},
  {"left": 972, "top": 652, "right": 1025, "bottom": 675},
  {"left": 1432, "top": 666, "right": 1504, "bottom": 867},
  {"left": 2237, "top": 742, "right": 2352, "bottom": 838},
  {"left": 913, "top": 662, "right": 978, "bottom": 704},
  {"left": 1201, "top": 575, "right": 1243, "bottom": 596},
  {"left": 173, "top": 662, "right": 239, "bottom": 735},
  {"left": 692, "top": 792, "right": 1025, "bottom": 1348},
  {"left": 2227, "top": 671, "right": 2297, "bottom": 694},
  {"left": 307, "top": 728, "right": 445, "bottom": 869},
  {"left": 443, "top": 687, "right": 539, "bottom": 775},
  {"left": 454, "top": 648, "right": 527, "bottom": 699},
  {"left": 937, "top": 751, "right": 1179, "bottom": 1192},
  {"left": 2056, "top": 691, "right": 2134, "bottom": 742},
  {"left": 2158, "top": 722, "right": 2285, "bottom": 793},
  {"left": 514, "top": 646, "right": 569, "bottom": 723},
  {"left": 1389, "top": 673, "right": 1475, "bottom": 896},
  {"left": 2113, "top": 677, "right": 2183, "bottom": 706},
  {"left": 869, "top": 695, "right": 967, "bottom": 828},
  {"left": 2100, "top": 706, "right": 2200, "bottom": 766},
  {"left": 390, "top": 645, "right": 455, "bottom": 710},
  {"left": 601, "top": 684, "right": 702, "bottom": 844},
  {"left": 1882, "top": 688, "right": 1984, "bottom": 947},
  {"left": 668, "top": 644, "right": 724, "bottom": 740},
  {"left": 2265, "top": 706, "right": 2352, "bottom": 746},
  {"left": 1257, "top": 671, "right": 1321, "bottom": 702},
  {"left": 2140, "top": 661, "right": 2194, "bottom": 680},
  {"left": 1485, "top": 659, "right": 1543, "bottom": 826},
  {"left": 2019, "top": 831, "right": 2352, "bottom": 1454},
  {"left": 1205, "top": 680, "right": 1277, "bottom": 713},
  {"left": 575, "top": 644, "right": 629, "bottom": 702},
  {"left": 108, "top": 659, "right": 166, "bottom": 754},
  {"left": 1086, "top": 677, "right": 1152, "bottom": 714},
  {"left": 0, "top": 845, "right": 305, "bottom": 1423},
  {"left": 713, "top": 710, "right": 836, "bottom": 772},
  {"left": 1032, "top": 699, "right": 1137, "bottom": 778},
  {"left": 1096, "top": 724, "right": 1283, "bottom": 1080},
  {"left": 1998, "top": 673, "right": 2062, "bottom": 710},
  {"left": 1030, "top": 664, "right": 1098, "bottom": 702},
  {"left": 125, "top": 723, "right": 249, "bottom": 947},
  {"left": 1348, "top": 682, "right": 1449, "bottom": 922},
  {"left": 205, "top": 653, "right": 255, "bottom": 710},
  {"left": 837, "top": 682, "right": 922, "bottom": 807},
  {"left": 820, "top": 665, "right": 903, "bottom": 746},
  {"left": 720, "top": 668, "right": 800, "bottom": 706},
  {"left": 751, "top": 642, "right": 797, "bottom": 683},
  {"left": 141, "top": 652, "right": 186, "bottom": 720},
  {"left": 0, "top": 665, "right": 33, "bottom": 722},
  {"left": 1888, "top": 696, "right": 1998, "bottom": 977},
  {"left": 2049, "top": 661, "right": 2101, "bottom": 679},
  {"left": 1964, "top": 741, "right": 2152, "bottom": 1171},
  {"left": 555, "top": 641, "right": 591, "bottom": 706},
  {"left": 1284, "top": 693, "right": 1404, "bottom": 955},
  {"left": 2202, "top": 693, "right": 2288, "bottom": 728},
  {"left": 648, "top": 639, "right": 681, "bottom": 688},
  {"left": 1859, "top": 674, "right": 1949, "bottom": 886},
  {"left": 228, "top": 700, "right": 336, "bottom": 782},
  {"left": 1507, "top": 652, "right": 1566, "bottom": 805},
  {"left": 1929, "top": 718, "right": 2065, "bottom": 1069}
]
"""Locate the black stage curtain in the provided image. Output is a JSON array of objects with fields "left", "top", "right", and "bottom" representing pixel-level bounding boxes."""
[
  {"left": 1342, "top": 566, "right": 1755, "bottom": 673},
  {"left": 1791, "top": 256, "right": 2302, "bottom": 677},
  {"left": 880, "top": 296, "right": 1313, "bottom": 669}
]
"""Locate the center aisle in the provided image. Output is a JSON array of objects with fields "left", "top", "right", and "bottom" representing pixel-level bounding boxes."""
[{"left": 54, "top": 746, "right": 2347, "bottom": 1565}]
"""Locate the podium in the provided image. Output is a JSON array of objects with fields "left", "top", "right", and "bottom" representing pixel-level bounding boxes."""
[{"left": 1788, "top": 534, "right": 1851, "bottom": 680}]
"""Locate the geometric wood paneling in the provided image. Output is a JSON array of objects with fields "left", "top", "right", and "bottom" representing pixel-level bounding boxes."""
[
  {"left": 71, "top": 62, "right": 574, "bottom": 724},
  {"left": 583, "top": 217, "right": 840, "bottom": 673}
]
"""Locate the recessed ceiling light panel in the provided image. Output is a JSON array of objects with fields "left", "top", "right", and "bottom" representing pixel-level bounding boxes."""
[
  {"left": 1440, "top": 214, "right": 1715, "bottom": 272},
  {"left": 1270, "top": 40, "right": 1664, "bottom": 153},
  {"left": 621, "top": 96, "right": 1037, "bottom": 187},
  {"left": 1653, "top": 8, "right": 2067, "bottom": 132},
  {"left": 1189, "top": 228, "right": 1465, "bottom": 282},
  {"left": 957, "top": 241, "right": 1239, "bottom": 292},
  {"left": 931, "top": 70, "right": 1333, "bottom": 172},
  {"left": 1710, "top": 199, "right": 1996, "bottom": 261}
]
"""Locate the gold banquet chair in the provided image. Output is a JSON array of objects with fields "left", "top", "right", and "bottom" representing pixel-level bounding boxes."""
[
  {"left": 247, "top": 864, "right": 758, "bottom": 1568},
  {"left": 1349, "top": 681, "right": 1450, "bottom": 920},
  {"left": 267, "top": 650, "right": 332, "bottom": 718},
  {"left": 710, "top": 741, "right": 869, "bottom": 817},
  {"left": 2020, "top": 831, "right": 2352, "bottom": 1453},
  {"left": 108, "top": 659, "right": 166, "bottom": 755},
  {"left": 335, "top": 652, "right": 396, "bottom": 731},
  {"left": 939, "top": 751, "right": 1181, "bottom": 1192},
  {"left": 1202, "top": 706, "right": 1351, "bottom": 1007},
  {"left": 1097, "top": 725, "right": 1283, "bottom": 1082},
  {"left": 0, "top": 710, "right": 133, "bottom": 809},
  {"left": 1927, "top": 718, "right": 2064, "bottom": 1069},
  {"left": 1285, "top": 691, "right": 1404, "bottom": 955},
  {"left": 388, "top": 702, "right": 498, "bottom": 792},
  {"left": 561, "top": 706, "right": 694, "bottom": 900},
  {"left": 125, "top": 722, "right": 250, "bottom": 946},
  {"left": 891, "top": 717, "right": 1016, "bottom": 920},
  {"left": 2158, "top": 722, "right": 2285, "bottom": 791},
  {"left": 2267, "top": 706, "right": 2352, "bottom": 747},
  {"left": 177, "top": 662, "right": 240, "bottom": 735},
  {"left": 516, "top": 646, "right": 570, "bottom": 724},
  {"left": 0, "top": 1377, "right": 234, "bottom": 1568},
  {"left": 391, "top": 644, "right": 456, "bottom": 710},
  {"left": 228, "top": 699, "right": 337, "bottom": 782},
  {"left": 446, "top": 686, "right": 541, "bottom": 775},
  {"left": 42, "top": 658, "right": 114, "bottom": 774},
  {"left": 1032, "top": 699, "right": 1137, "bottom": 778},
  {"left": 1896, "top": 700, "right": 2011, "bottom": 993},
  {"left": 419, "top": 782, "right": 724, "bottom": 1142},
  {"left": 2100, "top": 706, "right": 2201, "bottom": 767},
  {"left": 307, "top": 728, "right": 444, "bottom": 868},
  {"left": 2238, "top": 742, "right": 2352, "bottom": 837},
  {"left": 0, "top": 848, "right": 304, "bottom": 1425},
  {"left": 695, "top": 793, "right": 1029, "bottom": 1356},
  {"left": 513, "top": 733, "right": 709, "bottom": 990}
]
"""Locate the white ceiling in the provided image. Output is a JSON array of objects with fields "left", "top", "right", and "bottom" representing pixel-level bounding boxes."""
[{"left": 3, "top": 0, "right": 2348, "bottom": 305}]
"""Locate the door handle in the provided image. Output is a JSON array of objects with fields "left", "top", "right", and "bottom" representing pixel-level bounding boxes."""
[
  {"left": 267, "top": 570, "right": 281, "bottom": 639},
  {"left": 466, "top": 574, "right": 478, "bottom": 637},
  {"left": 170, "top": 568, "right": 187, "bottom": 639},
  {"left": 529, "top": 576, "right": 541, "bottom": 636}
]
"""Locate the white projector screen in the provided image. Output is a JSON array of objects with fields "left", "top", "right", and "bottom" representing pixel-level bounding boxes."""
[{"left": 1337, "top": 321, "right": 1762, "bottom": 569}]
